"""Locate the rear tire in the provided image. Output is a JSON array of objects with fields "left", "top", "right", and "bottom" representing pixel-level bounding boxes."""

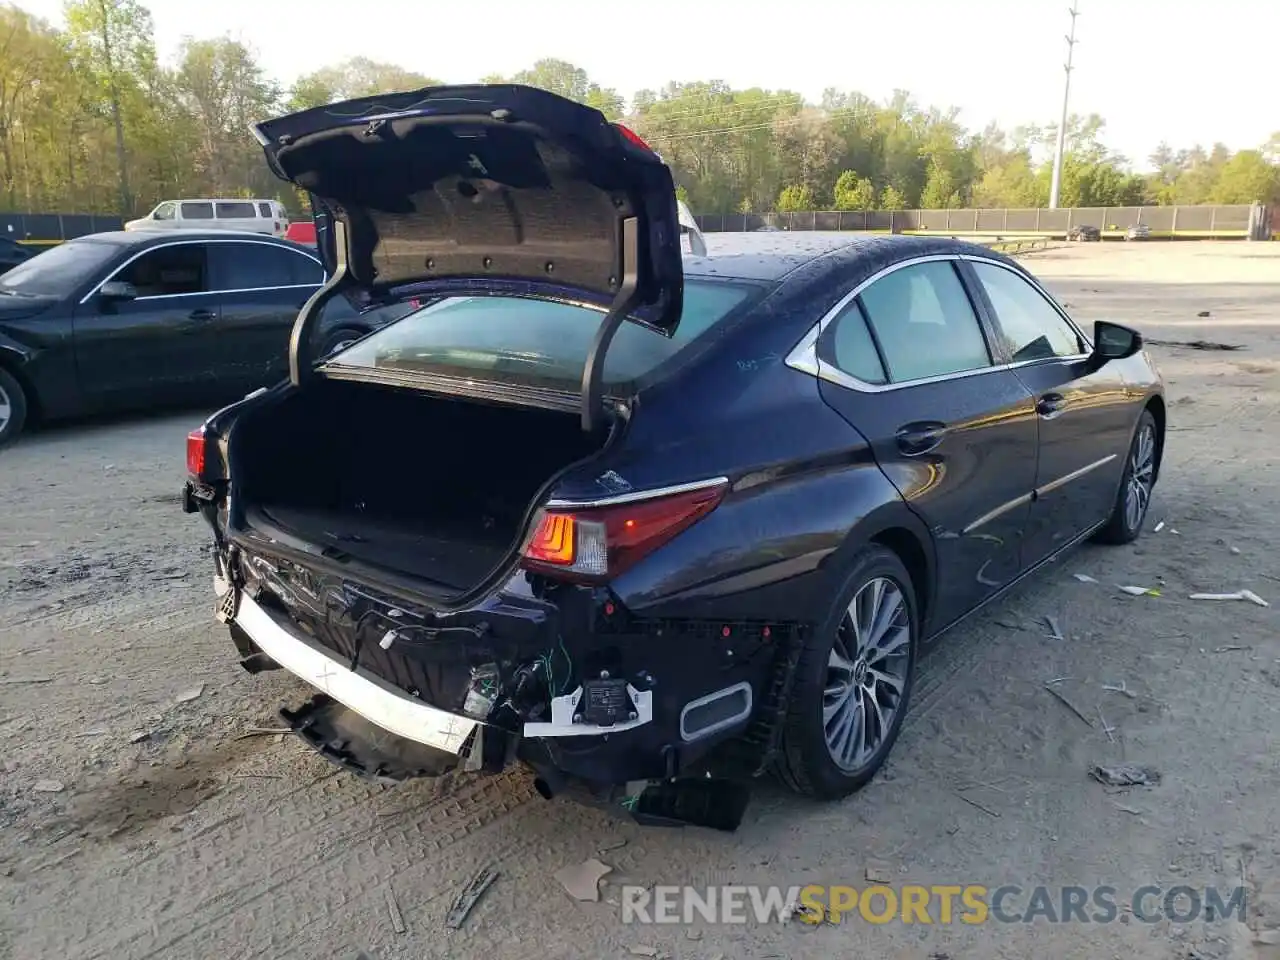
[
  {"left": 319, "top": 327, "right": 365, "bottom": 359},
  {"left": 1093, "top": 409, "right": 1158, "bottom": 545},
  {"left": 0, "top": 366, "right": 28, "bottom": 449},
  {"left": 777, "top": 545, "right": 919, "bottom": 800}
]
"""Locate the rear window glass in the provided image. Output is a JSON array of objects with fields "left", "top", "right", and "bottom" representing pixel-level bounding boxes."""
[
  {"left": 215, "top": 201, "right": 257, "bottom": 219},
  {"left": 325, "top": 279, "right": 760, "bottom": 387},
  {"left": 257, "top": 202, "right": 272, "bottom": 217}
]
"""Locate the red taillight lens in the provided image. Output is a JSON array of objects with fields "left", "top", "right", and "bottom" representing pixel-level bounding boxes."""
[
  {"left": 614, "top": 123, "right": 653, "bottom": 153},
  {"left": 186, "top": 427, "right": 208, "bottom": 479},
  {"left": 521, "top": 482, "right": 727, "bottom": 582}
]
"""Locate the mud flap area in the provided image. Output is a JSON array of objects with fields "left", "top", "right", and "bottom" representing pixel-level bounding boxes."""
[{"left": 280, "top": 694, "right": 478, "bottom": 785}]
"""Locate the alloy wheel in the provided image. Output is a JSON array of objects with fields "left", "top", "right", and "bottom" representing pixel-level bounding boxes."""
[
  {"left": 823, "top": 577, "right": 912, "bottom": 772},
  {"left": 1125, "top": 424, "right": 1156, "bottom": 532},
  {"left": 0, "top": 382, "right": 10, "bottom": 435}
]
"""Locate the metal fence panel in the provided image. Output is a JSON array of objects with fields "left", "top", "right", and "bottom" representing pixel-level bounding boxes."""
[{"left": 692, "top": 204, "right": 1261, "bottom": 237}]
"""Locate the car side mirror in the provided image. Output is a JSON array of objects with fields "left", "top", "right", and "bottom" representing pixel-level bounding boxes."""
[
  {"left": 99, "top": 280, "right": 138, "bottom": 301},
  {"left": 1088, "top": 320, "right": 1142, "bottom": 368}
]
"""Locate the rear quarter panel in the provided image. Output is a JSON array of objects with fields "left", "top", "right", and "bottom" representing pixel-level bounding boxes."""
[{"left": 562, "top": 281, "right": 931, "bottom": 628}]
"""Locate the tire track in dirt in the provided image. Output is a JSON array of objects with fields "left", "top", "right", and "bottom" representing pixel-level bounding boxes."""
[{"left": 12, "top": 767, "right": 538, "bottom": 960}]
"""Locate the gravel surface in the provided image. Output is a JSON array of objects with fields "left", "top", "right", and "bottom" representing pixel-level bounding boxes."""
[{"left": 2, "top": 242, "right": 1278, "bottom": 960}]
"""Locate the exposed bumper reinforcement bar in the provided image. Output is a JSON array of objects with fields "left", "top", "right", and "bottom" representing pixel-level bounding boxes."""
[{"left": 230, "top": 590, "right": 479, "bottom": 756}]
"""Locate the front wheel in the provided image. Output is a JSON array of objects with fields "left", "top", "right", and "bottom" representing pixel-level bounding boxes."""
[
  {"left": 0, "top": 367, "right": 29, "bottom": 449},
  {"left": 1093, "top": 409, "right": 1158, "bottom": 545},
  {"left": 777, "top": 546, "right": 919, "bottom": 800}
]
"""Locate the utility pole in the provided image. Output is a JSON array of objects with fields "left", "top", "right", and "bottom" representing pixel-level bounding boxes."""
[{"left": 1048, "top": 1, "right": 1080, "bottom": 210}]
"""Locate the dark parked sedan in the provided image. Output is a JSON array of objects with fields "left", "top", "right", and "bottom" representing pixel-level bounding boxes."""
[
  {"left": 0, "top": 230, "right": 414, "bottom": 446},
  {"left": 184, "top": 85, "right": 1165, "bottom": 830},
  {"left": 0, "top": 236, "right": 35, "bottom": 275}
]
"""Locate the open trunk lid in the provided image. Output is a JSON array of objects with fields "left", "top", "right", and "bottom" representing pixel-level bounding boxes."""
[{"left": 252, "top": 84, "right": 686, "bottom": 428}]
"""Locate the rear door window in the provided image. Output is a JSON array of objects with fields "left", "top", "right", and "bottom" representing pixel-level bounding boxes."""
[
  {"left": 215, "top": 201, "right": 258, "bottom": 220},
  {"left": 257, "top": 202, "right": 272, "bottom": 217},
  {"left": 180, "top": 202, "right": 214, "bottom": 221},
  {"left": 326, "top": 278, "right": 761, "bottom": 387},
  {"left": 213, "top": 242, "right": 321, "bottom": 290},
  {"left": 857, "top": 261, "right": 993, "bottom": 382},
  {"left": 117, "top": 244, "right": 209, "bottom": 297}
]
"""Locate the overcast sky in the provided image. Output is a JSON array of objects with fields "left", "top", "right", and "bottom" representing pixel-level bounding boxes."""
[{"left": 14, "top": 0, "right": 1275, "bottom": 171}]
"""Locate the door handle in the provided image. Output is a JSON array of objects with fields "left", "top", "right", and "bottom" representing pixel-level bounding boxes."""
[
  {"left": 895, "top": 421, "right": 947, "bottom": 456},
  {"left": 1036, "top": 393, "right": 1067, "bottom": 417},
  {"left": 189, "top": 309, "right": 217, "bottom": 321}
]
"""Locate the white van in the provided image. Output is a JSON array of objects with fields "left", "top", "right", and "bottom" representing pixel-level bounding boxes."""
[{"left": 124, "top": 199, "right": 290, "bottom": 237}]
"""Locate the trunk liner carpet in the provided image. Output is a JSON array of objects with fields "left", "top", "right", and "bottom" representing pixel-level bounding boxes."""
[{"left": 259, "top": 503, "right": 507, "bottom": 590}]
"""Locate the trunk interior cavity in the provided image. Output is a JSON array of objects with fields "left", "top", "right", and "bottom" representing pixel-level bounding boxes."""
[{"left": 229, "top": 378, "right": 610, "bottom": 593}]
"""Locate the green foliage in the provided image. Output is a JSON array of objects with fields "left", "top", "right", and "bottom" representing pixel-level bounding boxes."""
[
  {"left": 776, "top": 183, "right": 816, "bottom": 212},
  {"left": 0, "top": 3, "right": 1275, "bottom": 217},
  {"left": 833, "top": 171, "right": 876, "bottom": 210}
]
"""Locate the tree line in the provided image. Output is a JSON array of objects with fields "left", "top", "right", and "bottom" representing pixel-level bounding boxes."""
[{"left": 2, "top": 0, "right": 1278, "bottom": 219}]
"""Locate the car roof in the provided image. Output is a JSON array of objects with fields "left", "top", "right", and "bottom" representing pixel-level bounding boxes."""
[
  {"left": 683, "top": 232, "right": 1011, "bottom": 283},
  {"left": 72, "top": 229, "right": 310, "bottom": 249}
]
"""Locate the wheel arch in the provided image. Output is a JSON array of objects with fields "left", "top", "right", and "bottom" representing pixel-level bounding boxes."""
[
  {"left": 1144, "top": 393, "right": 1166, "bottom": 482},
  {"left": 0, "top": 346, "right": 39, "bottom": 424},
  {"left": 832, "top": 500, "right": 937, "bottom": 632}
]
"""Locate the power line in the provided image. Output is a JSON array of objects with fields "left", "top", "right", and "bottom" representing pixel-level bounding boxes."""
[{"left": 1048, "top": 1, "right": 1080, "bottom": 209}]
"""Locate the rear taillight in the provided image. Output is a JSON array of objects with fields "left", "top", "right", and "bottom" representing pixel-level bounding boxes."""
[
  {"left": 521, "top": 482, "right": 727, "bottom": 582},
  {"left": 186, "top": 426, "right": 211, "bottom": 479}
]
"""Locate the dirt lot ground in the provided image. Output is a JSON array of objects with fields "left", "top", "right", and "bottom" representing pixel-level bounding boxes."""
[{"left": 2, "top": 241, "right": 1278, "bottom": 960}]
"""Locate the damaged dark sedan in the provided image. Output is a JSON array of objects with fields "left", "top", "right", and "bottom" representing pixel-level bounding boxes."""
[{"left": 183, "top": 85, "right": 1166, "bottom": 830}]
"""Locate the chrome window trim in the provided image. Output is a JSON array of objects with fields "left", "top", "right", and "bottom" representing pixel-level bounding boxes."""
[
  {"left": 545, "top": 476, "right": 730, "bottom": 509},
  {"left": 784, "top": 253, "right": 1095, "bottom": 394},
  {"left": 78, "top": 238, "right": 323, "bottom": 305}
]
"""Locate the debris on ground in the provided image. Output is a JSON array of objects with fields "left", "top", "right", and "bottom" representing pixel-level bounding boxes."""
[
  {"left": 781, "top": 898, "right": 825, "bottom": 924},
  {"left": 32, "top": 779, "right": 65, "bottom": 793},
  {"left": 628, "top": 947, "right": 661, "bottom": 958},
  {"left": 1154, "top": 521, "right": 1166, "bottom": 532},
  {"left": 384, "top": 885, "right": 406, "bottom": 935},
  {"left": 955, "top": 791, "right": 1001, "bottom": 818},
  {"left": 1189, "top": 590, "right": 1268, "bottom": 607},
  {"left": 1044, "top": 615, "right": 1065, "bottom": 640},
  {"left": 1119, "top": 585, "right": 1160, "bottom": 596},
  {"left": 1072, "top": 573, "right": 1098, "bottom": 583},
  {"left": 1089, "top": 764, "right": 1161, "bottom": 787},
  {"left": 864, "top": 863, "right": 893, "bottom": 883},
  {"left": 0, "top": 676, "right": 53, "bottom": 685},
  {"left": 175, "top": 684, "right": 205, "bottom": 703},
  {"left": 1229, "top": 546, "right": 1241, "bottom": 555},
  {"left": 598, "top": 838, "right": 629, "bottom": 853},
  {"left": 1097, "top": 706, "right": 1116, "bottom": 743},
  {"left": 1213, "top": 645, "right": 1251, "bottom": 654},
  {"left": 1044, "top": 682, "right": 1094, "bottom": 728},
  {"left": 87, "top": 676, "right": 107, "bottom": 685},
  {"left": 1197, "top": 310, "right": 1212, "bottom": 318},
  {"left": 554, "top": 857, "right": 613, "bottom": 902},
  {"left": 1102, "top": 681, "right": 1137, "bottom": 699},
  {"left": 445, "top": 866, "right": 498, "bottom": 929},
  {"left": 234, "top": 726, "right": 292, "bottom": 740},
  {"left": 1146, "top": 338, "right": 1243, "bottom": 351},
  {"left": 128, "top": 731, "right": 150, "bottom": 744}
]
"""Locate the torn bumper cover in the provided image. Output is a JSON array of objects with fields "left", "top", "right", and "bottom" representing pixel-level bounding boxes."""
[{"left": 216, "top": 555, "right": 784, "bottom": 818}]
